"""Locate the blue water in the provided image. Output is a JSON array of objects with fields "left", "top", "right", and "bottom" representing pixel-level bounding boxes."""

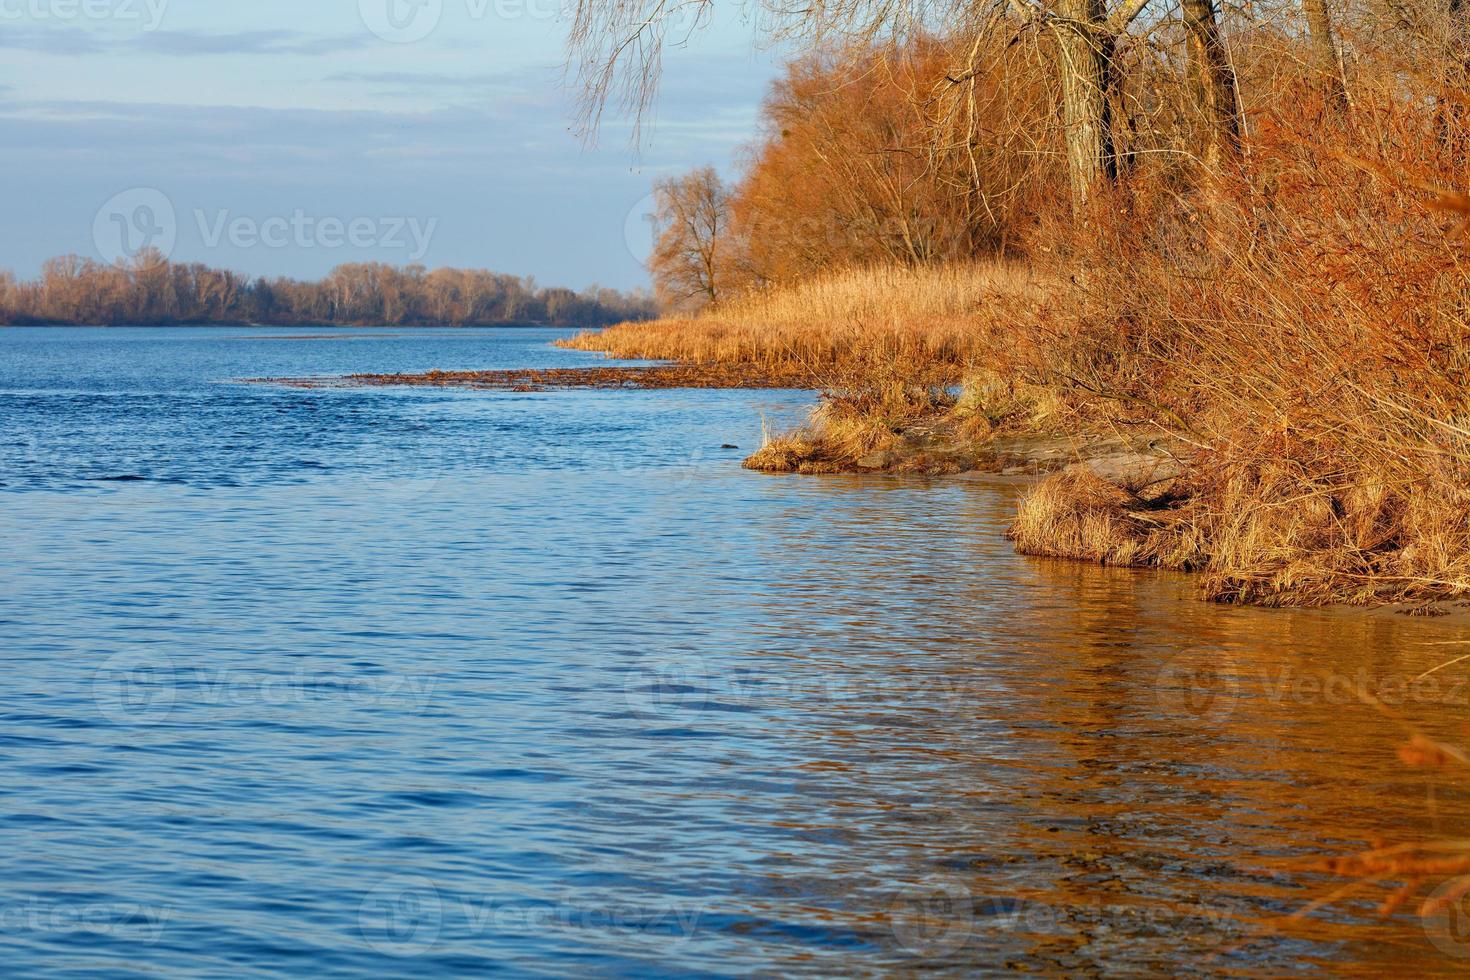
[{"left": 2, "top": 326, "right": 1469, "bottom": 977}]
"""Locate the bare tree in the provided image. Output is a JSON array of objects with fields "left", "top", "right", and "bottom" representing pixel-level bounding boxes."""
[
  {"left": 1181, "top": 0, "right": 1240, "bottom": 169},
  {"left": 1303, "top": 0, "right": 1349, "bottom": 108},
  {"left": 649, "top": 166, "right": 729, "bottom": 311},
  {"left": 0, "top": 270, "right": 15, "bottom": 321},
  {"left": 1046, "top": 0, "right": 1123, "bottom": 204},
  {"left": 568, "top": 0, "right": 1166, "bottom": 211}
]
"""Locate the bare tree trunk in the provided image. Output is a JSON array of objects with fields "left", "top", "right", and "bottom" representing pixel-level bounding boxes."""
[
  {"left": 1181, "top": 0, "right": 1241, "bottom": 170},
  {"left": 1302, "top": 0, "right": 1349, "bottom": 109},
  {"left": 1053, "top": 0, "right": 1118, "bottom": 209}
]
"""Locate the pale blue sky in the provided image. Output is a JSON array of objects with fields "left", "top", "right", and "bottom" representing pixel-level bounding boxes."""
[{"left": 0, "top": 0, "right": 784, "bottom": 289}]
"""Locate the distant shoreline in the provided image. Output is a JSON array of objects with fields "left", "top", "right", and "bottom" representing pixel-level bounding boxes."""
[
  {"left": 0, "top": 255, "right": 656, "bottom": 330},
  {"left": 0, "top": 319, "right": 598, "bottom": 329},
  {"left": 245, "top": 364, "right": 818, "bottom": 391}
]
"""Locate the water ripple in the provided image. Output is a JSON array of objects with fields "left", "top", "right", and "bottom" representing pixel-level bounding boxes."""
[{"left": 0, "top": 328, "right": 1467, "bottom": 976}]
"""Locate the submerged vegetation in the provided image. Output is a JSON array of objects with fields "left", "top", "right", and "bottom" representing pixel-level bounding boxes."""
[
  {"left": 562, "top": 0, "right": 1470, "bottom": 610},
  {"left": 0, "top": 251, "right": 655, "bottom": 328}
]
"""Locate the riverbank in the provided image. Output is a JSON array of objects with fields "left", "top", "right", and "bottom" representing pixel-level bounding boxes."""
[
  {"left": 251, "top": 363, "right": 818, "bottom": 391},
  {"left": 556, "top": 253, "right": 1470, "bottom": 611}
]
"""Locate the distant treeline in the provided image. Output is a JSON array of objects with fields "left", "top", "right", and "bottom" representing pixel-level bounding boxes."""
[{"left": 0, "top": 250, "right": 657, "bottom": 327}]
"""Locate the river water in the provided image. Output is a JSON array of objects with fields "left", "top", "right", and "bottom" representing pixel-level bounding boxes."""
[{"left": 2, "top": 326, "right": 1469, "bottom": 977}]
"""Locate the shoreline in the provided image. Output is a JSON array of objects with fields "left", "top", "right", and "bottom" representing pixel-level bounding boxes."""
[
  {"left": 272, "top": 360, "right": 1470, "bottom": 618},
  {"left": 248, "top": 364, "right": 819, "bottom": 391},
  {"left": 2, "top": 321, "right": 596, "bottom": 330}
]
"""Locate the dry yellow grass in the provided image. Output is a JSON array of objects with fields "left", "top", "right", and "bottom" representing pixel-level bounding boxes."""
[
  {"left": 558, "top": 261, "right": 1045, "bottom": 386},
  {"left": 562, "top": 260, "right": 1063, "bottom": 473},
  {"left": 1008, "top": 469, "right": 1159, "bottom": 566},
  {"left": 704, "top": 262, "right": 1040, "bottom": 328}
]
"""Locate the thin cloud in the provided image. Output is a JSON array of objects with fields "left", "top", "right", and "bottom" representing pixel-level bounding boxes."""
[
  {"left": 0, "top": 99, "right": 585, "bottom": 178},
  {"left": 326, "top": 70, "right": 544, "bottom": 88},
  {"left": 138, "top": 30, "right": 370, "bottom": 57},
  {"left": 0, "top": 28, "right": 108, "bottom": 56},
  {"left": 323, "top": 67, "right": 563, "bottom": 112},
  {"left": 0, "top": 27, "right": 368, "bottom": 58}
]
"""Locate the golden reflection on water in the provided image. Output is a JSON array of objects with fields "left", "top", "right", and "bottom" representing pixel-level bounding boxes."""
[{"left": 739, "top": 474, "right": 1470, "bottom": 975}]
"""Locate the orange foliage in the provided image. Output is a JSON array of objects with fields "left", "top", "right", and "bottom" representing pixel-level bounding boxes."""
[{"left": 719, "top": 37, "right": 1060, "bottom": 290}]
